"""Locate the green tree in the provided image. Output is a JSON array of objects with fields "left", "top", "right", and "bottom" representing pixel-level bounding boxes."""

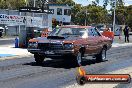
[
  {"left": 91, "top": 0, "right": 99, "bottom": 6},
  {"left": 71, "top": 4, "right": 82, "bottom": 24},
  {"left": 0, "top": 0, "right": 8, "bottom": 9},
  {"left": 115, "top": 5, "right": 126, "bottom": 25},
  {"left": 0, "top": 0, "right": 26, "bottom": 9},
  {"left": 10, "top": 0, "right": 25, "bottom": 9},
  {"left": 103, "top": 0, "right": 124, "bottom": 9},
  {"left": 56, "top": 0, "right": 75, "bottom": 6},
  {"left": 86, "top": 5, "right": 108, "bottom": 24},
  {"left": 126, "top": 5, "right": 132, "bottom": 29},
  {"left": 72, "top": 4, "right": 108, "bottom": 25}
]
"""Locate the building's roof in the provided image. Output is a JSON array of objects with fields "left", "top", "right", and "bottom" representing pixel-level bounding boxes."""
[{"left": 48, "top": 4, "right": 67, "bottom": 6}]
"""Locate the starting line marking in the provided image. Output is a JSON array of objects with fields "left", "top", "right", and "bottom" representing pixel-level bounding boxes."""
[{"left": 112, "top": 43, "right": 132, "bottom": 47}]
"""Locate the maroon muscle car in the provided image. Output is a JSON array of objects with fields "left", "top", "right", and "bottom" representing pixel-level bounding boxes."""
[{"left": 28, "top": 26, "right": 112, "bottom": 65}]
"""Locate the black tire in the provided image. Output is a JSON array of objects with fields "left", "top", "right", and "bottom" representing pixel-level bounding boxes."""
[
  {"left": 34, "top": 54, "right": 45, "bottom": 64},
  {"left": 65, "top": 52, "right": 82, "bottom": 66},
  {"left": 0, "top": 32, "right": 2, "bottom": 37},
  {"left": 62, "top": 52, "right": 83, "bottom": 66},
  {"left": 62, "top": 55, "right": 75, "bottom": 63},
  {"left": 96, "top": 47, "right": 106, "bottom": 62},
  {"left": 76, "top": 75, "right": 86, "bottom": 85}
]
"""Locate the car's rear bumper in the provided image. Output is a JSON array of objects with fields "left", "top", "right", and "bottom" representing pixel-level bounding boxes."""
[{"left": 28, "top": 49, "right": 75, "bottom": 56}]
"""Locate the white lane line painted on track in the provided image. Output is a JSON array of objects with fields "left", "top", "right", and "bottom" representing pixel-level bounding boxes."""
[{"left": 112, "top": 43, "right": 132, "bottom": 47}]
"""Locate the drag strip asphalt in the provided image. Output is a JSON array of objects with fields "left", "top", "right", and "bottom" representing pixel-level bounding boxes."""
[{"left": 0, "top": 46, "right": 132, "bottom": 88}]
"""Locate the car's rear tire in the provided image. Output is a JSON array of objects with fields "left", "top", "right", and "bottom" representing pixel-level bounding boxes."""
[
  {"left": 96, "top": 47, "right": 106, "bottom": 62},
  {"left": 34, "top": 54, "right": 45, "bottom": 64}
]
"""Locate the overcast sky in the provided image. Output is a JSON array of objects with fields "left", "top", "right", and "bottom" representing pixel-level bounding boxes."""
[{"left": 74, "top": 0, "right": 132, "bottom": 9}]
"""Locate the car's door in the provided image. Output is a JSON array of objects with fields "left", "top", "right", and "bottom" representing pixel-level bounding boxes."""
[
  {"left": 85, "top": 28, "right": 101, "bottom": 55},
  {"left": 92, "top": 28, "right": 103, "bottom": 53}
]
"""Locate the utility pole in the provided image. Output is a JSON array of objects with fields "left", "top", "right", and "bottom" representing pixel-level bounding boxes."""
[
  {"left": 25, "top": 0, "right": 28, "bottom": 6},
  {"left": 85, "top": 10, "right": 87, "bottom": 26},
  {"left": 32, "top": 0, "right": 36, "bottom": 27},
  {"left": 113, "top": 0, "right": 116, "bottom": 32},
  {"left": 34, "top": 0, "right": 36, "bottom": 7}
]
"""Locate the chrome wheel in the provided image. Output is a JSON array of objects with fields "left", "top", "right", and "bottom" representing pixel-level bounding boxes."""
[
  {"left": 102, "top": 49, "right": 106, "bottom": 60},
  {"left": 96, "top": 47, "right": 107, "bottom": 62},
  {"left": 77, "top": 52, "right": 82, "bottom": 65}
]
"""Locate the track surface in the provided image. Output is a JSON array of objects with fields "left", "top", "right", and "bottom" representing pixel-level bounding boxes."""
[{"left": 0, "top": 45, "right": 132, "bottom": 88}]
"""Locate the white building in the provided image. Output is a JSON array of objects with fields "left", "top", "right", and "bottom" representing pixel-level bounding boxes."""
[
  {"left": 0, "top": 4, "right": 71, "bottom": 36},
  {"left": 48, "top": 4, "right": 71, "bottom": 30}
]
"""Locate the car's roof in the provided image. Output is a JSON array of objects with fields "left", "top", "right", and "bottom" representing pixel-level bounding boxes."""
[{"left": 59, "top": 25, "right": 93, "bottom": 28}]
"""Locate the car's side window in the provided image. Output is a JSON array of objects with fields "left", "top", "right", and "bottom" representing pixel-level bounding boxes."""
[
  {"left": 88, "top": 28, "right": 101, "bottom": 36},
  {"left": 92, "top": 28, "right": 101, "bottom": 36},
  {"left": 88, "top": 28, "right": 94, "bottom": 36}
]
